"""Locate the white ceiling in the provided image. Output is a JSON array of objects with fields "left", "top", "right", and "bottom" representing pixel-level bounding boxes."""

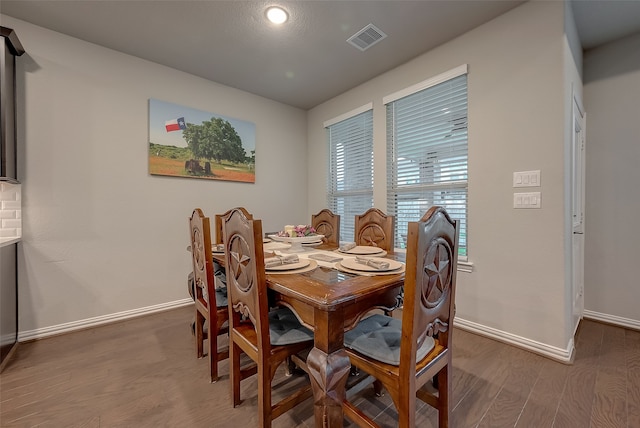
[{"left": 2, "top": 0, "right": 640, "bottom": 110}]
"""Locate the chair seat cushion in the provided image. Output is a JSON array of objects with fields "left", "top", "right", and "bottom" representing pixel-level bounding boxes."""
[
  {"left": 344, "top": 314, "right": 435, "bottom": 366},
  {"left": 269, "top": 307, "right": 314, "bottom": 346},
  {"left": 215, "top": 288, "right": 228, "bottom": 308}
]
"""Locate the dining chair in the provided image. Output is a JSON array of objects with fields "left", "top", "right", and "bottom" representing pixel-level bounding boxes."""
[
  {"left": 188, "top": 208, "right": 229, "bottom": 383},
  {"left": 354, "top": 208, "right": 395, "bottom": 252},
  {"left": 188, "top": 207, "right": 252, "bottom": 346},
  {"left": 222, "top": 207, "right": 315, "bottom": 427},
  {"left": 188, "top": 208, "right": 248, "bottom": 348},
  {"left": 342, "top": 206, "right": 459, "bottom": 428},
  {"left": 311, "top": 208, "right": 340, "bottom": 246}
]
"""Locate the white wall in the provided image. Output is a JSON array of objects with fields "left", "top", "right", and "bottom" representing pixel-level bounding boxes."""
[
  {"left": 2, "top": 15, "right": 309, "bottom": 337},
  {"left": 583, "top": 32, "right": 640, "bottom": 329},
  {"left": 308, "top": 1, "right": 572, "bottom": 355}
]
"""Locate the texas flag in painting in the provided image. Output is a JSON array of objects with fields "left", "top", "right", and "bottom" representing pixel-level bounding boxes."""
[{"left": 165, "top": 117, "right": 186, "bottom": 132}]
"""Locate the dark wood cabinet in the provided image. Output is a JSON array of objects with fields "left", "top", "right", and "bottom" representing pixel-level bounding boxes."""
[
  {"left": 1, "top": 26, "right": 24, "bottom": 180},
  {"left": 1, "top": 244, "right": 17, "bottom": 365},
  {"left": 1, "top": 26, "right": 25, "bottom": 370}
]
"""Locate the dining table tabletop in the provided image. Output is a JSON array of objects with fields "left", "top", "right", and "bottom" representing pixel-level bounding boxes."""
[{"left": 215, "top": 239, "right": 406, "bottom": 427}]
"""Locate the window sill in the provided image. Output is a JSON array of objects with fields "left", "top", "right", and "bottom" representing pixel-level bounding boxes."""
[{"left": 457, "top": 259, "right": 474, "bottom": 273}]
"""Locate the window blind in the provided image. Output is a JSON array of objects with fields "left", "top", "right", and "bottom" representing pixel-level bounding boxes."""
[
  {"left": 386, "top": 72, "right": 468, "bottom": 256},
  {"left": 327, "top": 109, "right": 374, "bottom": 242}
]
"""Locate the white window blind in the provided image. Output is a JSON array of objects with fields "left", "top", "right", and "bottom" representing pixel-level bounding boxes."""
[
  {"left": 386, "top": 70, "right": 468, "bottom": 256},
  {"left": 326, "top": 108, "right": 374, "bottom": 242}
]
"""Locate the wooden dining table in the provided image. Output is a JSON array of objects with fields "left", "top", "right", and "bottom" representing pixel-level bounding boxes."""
[
  {"left": 263, "top": 244, "right": 405, "bottom": 427},
  {"left": 212, "top": 242, "right": 404, "bottom": 427}
]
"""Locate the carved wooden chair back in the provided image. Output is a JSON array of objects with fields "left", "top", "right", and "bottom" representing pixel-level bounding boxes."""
[
  {"left": 214, "top": 206, "right": 253, "bottom": 245},
  {"left": 343, "top": 206, "right": 459, "bottom": 427},
  {"left": 188, "top": 208, "right": 229, "bottom": 382},
  {"left": 223, "top": 208, "right": 270, "bottom": 349},
  {"left": 354, "top": 208, "right": 395, "bottom": 252},
  {"left": 222, "top": 207, "right": 314, "bottom": 426},
  {"left": 311, "top": 209, "right": 340, "bottom": 246}
]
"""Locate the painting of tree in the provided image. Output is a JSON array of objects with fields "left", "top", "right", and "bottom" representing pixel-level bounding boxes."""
[{"left": 148, "top": 98, "right": 256, "bottom": 183}]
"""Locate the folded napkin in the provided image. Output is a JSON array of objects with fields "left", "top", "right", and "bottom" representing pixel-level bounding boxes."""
[
  {"left": 355, "top": 256, "right": 390, "bottom": 270},
  {"left": 339, "top": 242, "right": 357, "bottom": 251},
  {"left": 265, "top": 254, "right": 300, "bottom": 268}
]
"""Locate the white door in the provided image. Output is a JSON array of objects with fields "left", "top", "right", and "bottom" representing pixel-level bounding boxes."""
[{"left": 571, "top": 93, "right": 585, "bottom": 334}]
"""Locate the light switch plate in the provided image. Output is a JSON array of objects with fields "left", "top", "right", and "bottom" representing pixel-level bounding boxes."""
[
  {"left": 513, "top": 170, "right": 541, "bottom": 187},
  {"left": 514, "top": 192, "right": 541, "bottom": 209}
]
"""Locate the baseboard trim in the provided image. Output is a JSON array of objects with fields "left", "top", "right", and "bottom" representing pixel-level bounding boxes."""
[
  {"left": 19, "top": 300, "right": 598, "bottom": 364},
  {"left": 454, "top": 317, "right": 574, "bottom": 363},
  {"left": 18, "top": 298, "right": 194, "bottom": 342},
  {"left": 583, "top": 310, "right": 640, "bottom": 331}
]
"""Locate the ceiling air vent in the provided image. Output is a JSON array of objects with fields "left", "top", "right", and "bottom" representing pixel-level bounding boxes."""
[{"left": 347, "top": 23, "right": 387, "bottom": 52}]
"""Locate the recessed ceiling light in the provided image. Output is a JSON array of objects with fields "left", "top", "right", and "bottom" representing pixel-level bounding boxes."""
[{"left": 266, "top": 6, "right": 288, "bottom": 25}]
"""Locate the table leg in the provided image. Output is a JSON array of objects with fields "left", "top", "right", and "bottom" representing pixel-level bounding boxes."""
[{"left": 308, "top": 347, "right": 351, "bottom": 427}]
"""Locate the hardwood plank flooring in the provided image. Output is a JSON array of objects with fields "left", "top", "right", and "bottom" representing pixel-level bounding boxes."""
[
  {"left": 554, "top": 321, "right": 602, "bottom": 428},
  {"left": 1, "top": 306, "right": 638, "bottom": 427},
  {"left": 627, "top": 329, "right": 640, "bottom": 427},
  {"left": 476, "top": 347, "right": 545, "bottom": 428}
]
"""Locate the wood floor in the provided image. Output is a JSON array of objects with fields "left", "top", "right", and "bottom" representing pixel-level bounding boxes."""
[{"left": 1, "top": 306, "right": 638, "bottom": 427}]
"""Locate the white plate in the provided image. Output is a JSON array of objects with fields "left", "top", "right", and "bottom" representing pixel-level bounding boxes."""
[
  {"left": 335, "top": 262, "right": 405, "bottom": 276},
  {"left": 211, "top": 244, "right": 225, "bottom": 254},
  {"left": 337, "top": 246, "right": 386, "bottom": 256},
  {"left": 269, "top": 234, "right": 325, "bottom": 244},
  {"left": 302, "top": 240, "right": 323, "bottom": 247},
  {"left": 266, "top": 259, "right": 318, "bottom": 275},
  {"left": 340, "top": 258, "right": 403, "bottom": 272},
  {"left": 265, "top": 258, "right": 311, "bottom": 271}
]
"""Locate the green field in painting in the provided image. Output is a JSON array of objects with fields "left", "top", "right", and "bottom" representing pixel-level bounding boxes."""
[{"left": 149, "top": 144, "right": 254, "bottom": 183}]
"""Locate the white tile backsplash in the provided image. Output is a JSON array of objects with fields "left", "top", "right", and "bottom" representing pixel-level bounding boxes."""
[
  {"left": 0, "top": 210, "right": 16, "bottom": 219},
  {"left": 0, "top": 182, "right": 21, "bottom": 239}
]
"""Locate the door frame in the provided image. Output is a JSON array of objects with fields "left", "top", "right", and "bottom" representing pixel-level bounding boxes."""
[{"left": 570, "top": 89, "right": 586, "bottom": 334}]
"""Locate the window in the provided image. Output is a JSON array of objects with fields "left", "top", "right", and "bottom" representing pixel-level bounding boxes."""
[
  {"left": 385, "top": 65, "right": 468, "bottom": 256},
  {"left": 325, "top": 104, "right": 374, "bottom": 242}
]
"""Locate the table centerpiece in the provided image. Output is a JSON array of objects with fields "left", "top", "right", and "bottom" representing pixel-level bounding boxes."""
[{"left": 269, "top": 225, "right": 324, "bottom": 252}]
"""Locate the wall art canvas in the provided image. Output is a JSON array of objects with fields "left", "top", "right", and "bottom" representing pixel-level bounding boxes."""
[{"left": 149, "top": 98, "right": 256, "bottom": 183}]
